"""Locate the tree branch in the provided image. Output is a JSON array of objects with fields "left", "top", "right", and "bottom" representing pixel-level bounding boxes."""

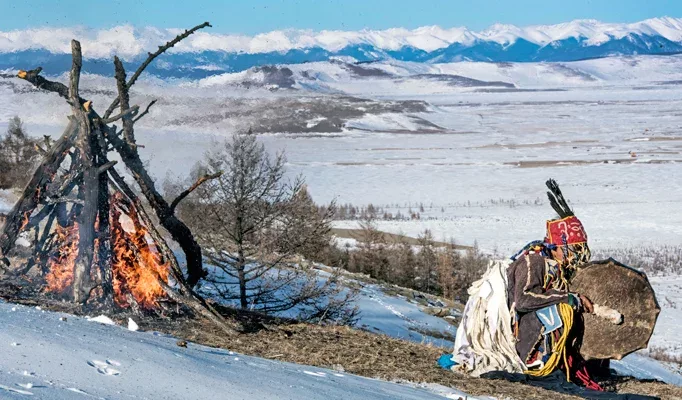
[
  {"left": 133, "top": 100, "right": 157, "bottom": 123},
  {"left": 97, "top": 160, "right": 118, "bottom": 174},
  {"left": 103, "top": 22, "right": 212, "bottom": 119},
  {"left": 68, "top": 40, "right": 82, "bottom": 106},
  {"left": 113, "top": 57, "right": 135, "bottom": 144},
  {"left": 170, "top": 172, "right": 222, "bottom": 212},
  {"left": 16, "top": 67, "right": 87, "bottom": 105},
  {"left": 101, "top": 105, "right": 139, "bottom": 124}
]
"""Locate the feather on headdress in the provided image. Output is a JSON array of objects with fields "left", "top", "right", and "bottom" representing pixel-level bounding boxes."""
[{"left": 546, "top": 178, "right": 574, "bottom": 218}]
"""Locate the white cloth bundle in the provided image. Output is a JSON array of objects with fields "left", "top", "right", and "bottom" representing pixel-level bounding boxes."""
[{"left": 452, "top": 260, "right": 526, "bottom": 376}]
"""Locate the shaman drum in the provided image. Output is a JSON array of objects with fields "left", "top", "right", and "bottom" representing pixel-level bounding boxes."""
[{"left": 570, "top": 258, "right": 660, "bottom": 360}]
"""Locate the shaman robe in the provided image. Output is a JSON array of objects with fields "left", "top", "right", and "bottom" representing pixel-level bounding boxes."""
[{"left": 506, "top": 252, "right": 571, "bottom": 363}]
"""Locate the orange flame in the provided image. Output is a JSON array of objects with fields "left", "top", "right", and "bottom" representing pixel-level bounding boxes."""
[
  {"left": 19, "top": 211, "right": 31, "bottom": 231},
  {"left": 110, "top": 196, "right": 169, "bottom": 309},
  {"left": 43, "top": 195, "right": 169, "bottom": 310},
  {"left": 44, "top": 223, "right": 79, "bottom": 293}
]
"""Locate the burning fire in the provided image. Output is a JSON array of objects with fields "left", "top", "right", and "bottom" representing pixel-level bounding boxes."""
[
  {"left": 43, "top": 194, "right": 169, "bottom": 309},
  {"left": 110, "top": 195, "right": 169, "bottom": 309},
  {"left": 45, "top": 223, "right": 79, "bottom": 293}
]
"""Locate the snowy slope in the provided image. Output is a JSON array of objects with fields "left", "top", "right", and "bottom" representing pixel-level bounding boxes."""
[
  {"left": 0, "top": 301, "right": 477, "bottom": 400},
  {"left": 354, "top": 283, "right": 456, "bottom": 346}
]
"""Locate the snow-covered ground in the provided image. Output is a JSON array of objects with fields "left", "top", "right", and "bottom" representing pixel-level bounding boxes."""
[
  {"left": 0, "top": 301, "right": 479, "bottom": 400},
  {"left": 354, "top": 282, "right": 456, "bottom": 346},
  {"left": 645, "top": 275, "right": 682, "bottom": 363},
  {"left": 2, "top": 54, "right": 682, "bottom": 391}
]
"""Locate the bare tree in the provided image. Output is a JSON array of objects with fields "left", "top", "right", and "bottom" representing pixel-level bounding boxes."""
[
  {"left": 0, "top": 116, "right": 41, "bottom": 189},
  {"left": 177, "top": 134, "right": 357, "bottom": 323},
  {"left": 437, "top": 242, "right": 488, "bottom": 301},
  {"left": 416, "top": 229, "right": 437, "bottom": 293}
]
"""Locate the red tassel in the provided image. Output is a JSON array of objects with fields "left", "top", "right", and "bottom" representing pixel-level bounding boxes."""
[{"left": 564, "top": 354, "right": 603, "bottom": 391}]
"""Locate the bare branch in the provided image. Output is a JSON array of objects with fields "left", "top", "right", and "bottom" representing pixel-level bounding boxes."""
[
  {"left": 97, "top": 160, "right": 118, "bottom": 174},
  {"left": 170, "top": 171, "right": 223, "bottom": 212},
  {"left": 16, "top": 67, "right": 87, "bottom": 105},
  {"left": 68, "top": 40, "right": 82, "bottom": 106},
  {"left": 133, "top": 100, "right": 157, "bottom": 124},
  {"left": 113, "top": 57, "right": 135, "bottom": 144},
  {"left": 103, "top": 22, "right": 212, "bottom": 119},
  {"left": 101, "top": 105, "right": 139, "bottom": 124}
]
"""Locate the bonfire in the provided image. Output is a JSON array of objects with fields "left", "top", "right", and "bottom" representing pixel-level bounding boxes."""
[{"left": 0, "top": 22, "right": 237, "bottom": 333}]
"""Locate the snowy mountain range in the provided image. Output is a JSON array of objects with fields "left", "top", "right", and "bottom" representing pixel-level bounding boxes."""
[{"left": 2, "top": 17, "right": 682, "bottom": 78}]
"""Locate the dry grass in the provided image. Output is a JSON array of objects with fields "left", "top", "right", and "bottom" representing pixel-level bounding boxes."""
[
  {"left": 648, "top": 346, "right": 682, "bottom": 366},
  {"left": 138, "top": 306, "right": 682, "bottom": 400}
]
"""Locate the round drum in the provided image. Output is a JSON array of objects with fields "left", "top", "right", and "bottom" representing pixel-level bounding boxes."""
[{"left": 570, "top": 258, "right": 660, "bottom": 360}]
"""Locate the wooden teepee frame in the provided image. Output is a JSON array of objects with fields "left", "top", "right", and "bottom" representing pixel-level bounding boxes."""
[{"left": 0, "top": 22, "right": 237, "bottom": 334}]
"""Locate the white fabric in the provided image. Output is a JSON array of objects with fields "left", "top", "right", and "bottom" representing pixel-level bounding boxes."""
[{"left": 452, "top": 260, "right": 526, "bottom": 377}]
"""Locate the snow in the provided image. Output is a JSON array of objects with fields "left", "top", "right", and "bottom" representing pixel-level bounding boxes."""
[
  {"left": 642, "top": 275, "right": 682, "bottom": 362},
  {"left": 0, "top": 301, "right": 479, "bottom": 399},
  {"left": 614, "top": 353, "right": 682, "bottom": 386},
  {"left": 200, "top": 263, "right": 455, "bottom": 346},
  {"left": 86, "top": 315, "right": 116, "bottom": 326},
  {"left": 127, "top": 318, "right": 139, "bottom": 332},
  {"left": 2, "top": 17, "right": 682, "bottom": 57},
  {"left": 355, "top": 283, "right": 456, "bottom": 346}
]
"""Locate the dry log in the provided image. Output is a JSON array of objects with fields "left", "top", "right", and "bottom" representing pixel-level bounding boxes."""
[
  {"left": 69, "top": 40, "right": 99, "bottom": 304},
  {"left": 101, "top": 105, "right": 139, "bottom": 125},
  {"left": 16, "top": 68, "right": 87, "bottom": 106}
]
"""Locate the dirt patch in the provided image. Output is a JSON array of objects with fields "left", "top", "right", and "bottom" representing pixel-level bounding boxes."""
[
  {"left": 332, "top": 228, "right": 471, "bottom": 250},
  {"left": 470, "top": 139, "right": 599, "bottom": 150},
  {"left": 506, "top": 159, "right": 682, "bottom": 168}
]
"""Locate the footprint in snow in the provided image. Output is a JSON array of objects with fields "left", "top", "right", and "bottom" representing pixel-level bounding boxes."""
[
  {"left": 0, "top": 383, "right": 32, "bottom": 395},
  {"left": 87, "top": 360, "right": 121, "bottom": 376},
  {"left": 303, "top": 371, "right": 327, "bottom": 377},
  {"left": 66, "top": 387, "right": 88, "bottom": 395}
]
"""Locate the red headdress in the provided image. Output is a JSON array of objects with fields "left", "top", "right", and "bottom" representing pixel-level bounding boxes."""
[
  {"left": 544, "top": 179, "right": 588, "bottom": 246},
  {"left": 546, "top": 216, "right": 587, "bottom": 246}
]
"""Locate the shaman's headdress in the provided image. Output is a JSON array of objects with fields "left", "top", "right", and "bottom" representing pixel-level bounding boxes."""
[{"left": 545, "top": 179, "right": 591, "bottom": 267}]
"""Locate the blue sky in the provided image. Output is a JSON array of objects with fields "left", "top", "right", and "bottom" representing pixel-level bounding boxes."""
[{"left": 2, "top": 0, "right": 680, "bottom": 33}]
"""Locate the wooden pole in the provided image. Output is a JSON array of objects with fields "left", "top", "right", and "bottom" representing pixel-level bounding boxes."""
[{"left": 68, "top": 40, "right": 99, "bottom": 304}]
